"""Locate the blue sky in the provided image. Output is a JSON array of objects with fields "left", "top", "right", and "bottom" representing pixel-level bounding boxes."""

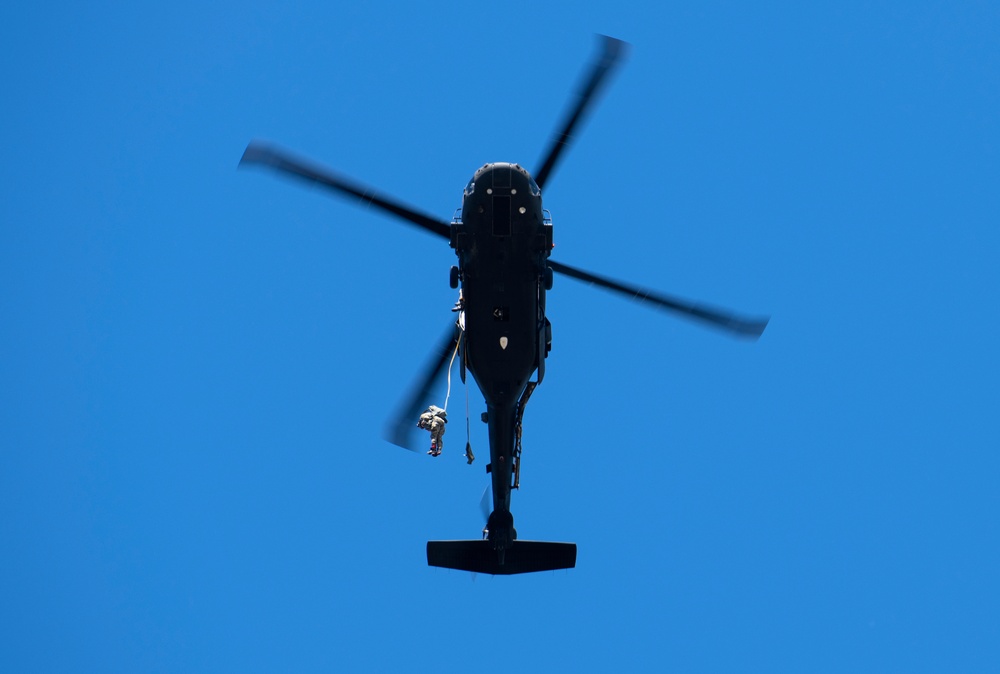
[{"left": 2, "top": 1, "right": 998, "bottom": 671}]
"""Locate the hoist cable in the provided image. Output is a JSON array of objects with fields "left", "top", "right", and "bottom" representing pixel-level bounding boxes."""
[{"left": 442, "top": 331, "right": 462, "bottom": 411}]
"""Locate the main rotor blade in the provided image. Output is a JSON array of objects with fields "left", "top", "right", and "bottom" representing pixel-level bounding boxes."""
[
  {"left": 385, "top": 321, "right": 460, "bottom": 451},
  {"left": 533, "top": 35, "right": 628, "bottom": 191},
  {"left": 240, "top": 141, "right": 451, "bottom": 240},
  {"left": 549, "top": 260, "right": 769, "bottom": 339}
]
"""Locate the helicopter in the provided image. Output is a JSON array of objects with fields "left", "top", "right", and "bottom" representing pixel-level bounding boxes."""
[{"left": 239, "top": 35, "right": 768, "bottom": 575}]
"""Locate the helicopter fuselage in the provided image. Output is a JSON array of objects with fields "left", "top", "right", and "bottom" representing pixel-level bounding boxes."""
[
  {"left": 240, "top": 35, "right": 764, "bottom": 574},
  {"left": 450, "top": 162, "right": 552, "bottom": 553}
]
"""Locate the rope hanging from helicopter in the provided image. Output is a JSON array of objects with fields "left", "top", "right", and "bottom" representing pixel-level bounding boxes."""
[
  {"left": 463, "top": 347, "right": 474, "bottom": 464},
  {"left": 440, "top": 314, "right": 476, "bottom": 464},
  {"left": 442, "top": 330, "right": 461, "bottom": 412}
]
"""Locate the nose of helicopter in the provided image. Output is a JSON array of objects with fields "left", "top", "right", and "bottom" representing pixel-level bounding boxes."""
[
  {"left": 466, "top": 162, "right": 541, "bottom": 197},
  {"left": 462, "top": 163, "right": 543, "bottom": 236}
]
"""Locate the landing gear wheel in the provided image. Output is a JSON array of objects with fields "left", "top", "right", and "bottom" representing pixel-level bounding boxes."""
[{"left": 449, "top": 265, "right": 460, "bottom": 289}]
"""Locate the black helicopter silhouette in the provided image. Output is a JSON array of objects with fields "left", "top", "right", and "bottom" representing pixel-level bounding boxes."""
[{"left": 240, "top": 36, "right": 768, "bottom": 575}]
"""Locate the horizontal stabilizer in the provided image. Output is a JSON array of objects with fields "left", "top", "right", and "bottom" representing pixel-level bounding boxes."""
[{"left": 427, "top": 540, "right": 576, "bottom": 575}]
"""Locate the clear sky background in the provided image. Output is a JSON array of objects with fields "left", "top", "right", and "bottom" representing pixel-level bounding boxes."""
[{"left": 2, "top": 1, "right": 998, "bottom": 672}]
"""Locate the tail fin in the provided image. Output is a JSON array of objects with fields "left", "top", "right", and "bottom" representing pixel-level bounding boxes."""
[{"left": 427, "top": 540, "right": 576, "bottom": 575}]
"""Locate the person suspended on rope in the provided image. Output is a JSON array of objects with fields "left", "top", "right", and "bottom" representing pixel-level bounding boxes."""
[{"left": 417, "top": 405, "right": 448, "bottom": 456}]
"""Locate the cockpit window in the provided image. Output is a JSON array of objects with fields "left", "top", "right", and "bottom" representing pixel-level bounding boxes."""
[
  {"left": 528, "top": 176, "right": 541, "bottom": 197},
  {"left": 464, "top": 178, "right": 475, "bottom": 196}
]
